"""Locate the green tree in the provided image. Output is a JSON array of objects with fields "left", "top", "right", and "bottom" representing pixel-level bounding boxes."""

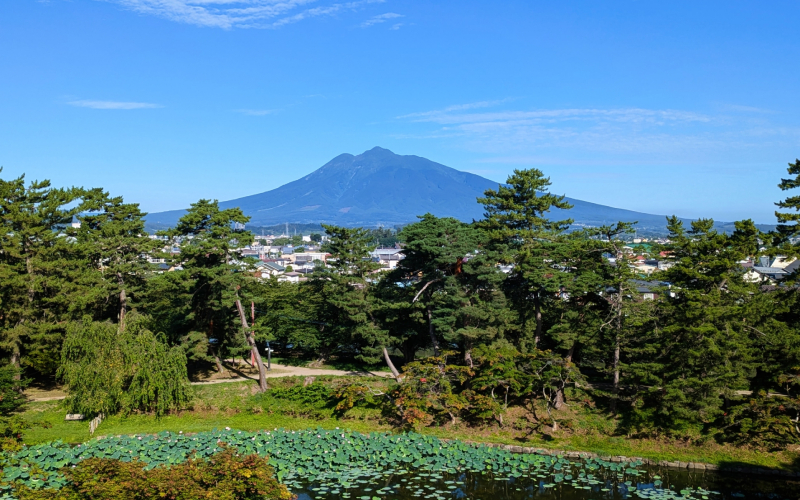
[
  {"left": 305, "top": 225, "right": 386, "bottom": 368},
  {"left": 162, "top": 199, "right": 254, "bottom": 372},
  {"left": 392, "top": 214, "right": 489, "bottom": 359},
  {"left": 0, "top": 171, "right": 90, "bottom": 378},
  {"left": 58, "top": 315, "right": 190, "bottom": 418},
  {"left": 636, "top": 218, "right": 759, "bottom": 436},
  {"left": 74, "top": 191, "right": 162, "bottom": 328},
  {"left": 773, "top": 158, "right": 800, "bottom": 251},
  {"left": 477, "top": 169, "right": 573, "bottom": 350}
]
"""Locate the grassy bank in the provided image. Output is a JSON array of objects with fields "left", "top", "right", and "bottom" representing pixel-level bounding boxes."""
[{"left": 19, "top": 376, "right": 799, "bottom": 472}]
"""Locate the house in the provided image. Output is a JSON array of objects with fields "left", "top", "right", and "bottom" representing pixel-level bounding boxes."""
[
  {"left": 631, "top": 280, "right": 668, "bottom": 300},
  {"left": 278, "top": 271, "right": 304, "bottom": 283},
  {"left": 253, "top": 261, "right": 285, "bottom": 278},
  {"left": 370, "top": 248, "right": 404, "bottom": 269},
  {"left": 292, "top": 254, "right": 317, "bottom": 273},
  {"left": 745, "top": 266, "right": 788, "bottom": 283}
]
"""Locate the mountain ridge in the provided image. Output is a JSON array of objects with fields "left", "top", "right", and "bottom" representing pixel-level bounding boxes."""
[{"left": 145, "top": 147, "right": 770, "bottom": 234}]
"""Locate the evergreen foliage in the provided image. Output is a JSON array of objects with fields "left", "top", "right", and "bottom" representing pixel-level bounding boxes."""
[
  {"left": 774, "top": 158, "right": 800, "bottom": 248},
  {"left": 2, "top": 162, "right": 800, "bottom": 447},
  {"left": 160, "top": 199, "right": 254, "bottom": 371}
]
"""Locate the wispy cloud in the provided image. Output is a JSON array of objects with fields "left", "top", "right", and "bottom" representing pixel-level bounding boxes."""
[
  {"left": 398, "top": 99, "right": 515, "bottom": 119},
  {"left": 389, "top": 22, "right": 402, "bottom": 30},
  {"left": 400, "top": 103, "right": 710, "bottom": 125},
  {"left": 360, "top": 12, "right": 402, "bottom": 28},
  {"left": 103, "top": 0, "right": 386, "bottom": 29},
  {"left": 395, "top": 100, "right": 800, "bottom": 162},
  {"left": 67, "top": 100, "right": 162, "bottom": 110},
  {"left": 235, "top": 108, "right": 277, "bottom": 116}
]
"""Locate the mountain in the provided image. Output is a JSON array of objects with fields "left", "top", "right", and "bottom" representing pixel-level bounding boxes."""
[{"left": 145, "top": 147, "right": 764, "bottom": 234}]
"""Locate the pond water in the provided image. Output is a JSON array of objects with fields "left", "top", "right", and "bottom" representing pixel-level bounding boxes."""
[
  {"left": 287, "top": 465, "right": 800, "bottom": 500},
  {"left": 3, "top": 428, "right": 797, "bottom": 500}
]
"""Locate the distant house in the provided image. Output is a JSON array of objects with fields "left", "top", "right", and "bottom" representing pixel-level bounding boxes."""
[
  {"left": 746, "top": 267, "right": 788, "bottom": 283},
  {"left": 370, "top": 248, "right": 404, "bottom": 269},
  {"left": 253, "top": 261, "right": 285, "bottom": 278},
  {"left": 278, "top": 271, "right": 304, "bottom": 283},
  {"left": 743, "top": 256, "right": 797, "bottom": 283},
  {"left": 631, "top": 280, "right": 668, "bottom": 300}
]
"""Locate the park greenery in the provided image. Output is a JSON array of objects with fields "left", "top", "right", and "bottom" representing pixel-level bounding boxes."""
[{"left": 0, "top": 159, "right": 799, "bottom": 467}]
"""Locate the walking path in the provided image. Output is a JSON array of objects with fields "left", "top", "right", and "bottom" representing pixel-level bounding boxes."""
[{"left": 26, "top": 363, "right": 391, "bottom": 402}]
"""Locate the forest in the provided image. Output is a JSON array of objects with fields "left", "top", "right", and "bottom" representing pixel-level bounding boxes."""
[{"left": 1, "top": 160, "right": 799, "bottom": 451}]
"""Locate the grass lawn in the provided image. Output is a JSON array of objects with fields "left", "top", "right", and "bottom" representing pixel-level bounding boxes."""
[{"left": 19, "top": 376, "right": 800, "bottom": 472}]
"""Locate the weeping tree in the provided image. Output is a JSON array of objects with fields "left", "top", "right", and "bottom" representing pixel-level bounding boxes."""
[{"left": 58, "top": 315, "right": 190, "bottom": 418}]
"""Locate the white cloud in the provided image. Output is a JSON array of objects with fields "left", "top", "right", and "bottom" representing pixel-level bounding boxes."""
[
  {"left": 102, "top": 0, "right": 386, "bottom": 29},
  {"left": 360, "top": 12, "right": 402, "bottom": 28},
  {"left": 67, "top": 100, "right": 162, "bottom": 109},
  {"left": 389, "top": 22, "right": 402, "bottom": 30},
  {"left": 396, "top": 100, "right": 800, "bottom": 162}
]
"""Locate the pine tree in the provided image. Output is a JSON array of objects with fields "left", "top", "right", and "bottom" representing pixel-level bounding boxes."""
[
  {"left": 643, "top": 217, "right": 758, "bottom": 435},
  {"left": 302, "top": 225, "right": 385, "bottom": 367},
  {"left": 0, "top": 171, "right": 90, "bottom": 378},
  {"left": 774, "top": 158, "right": 800, "bottom": 250},
  {"left": 477, "top": 169, "right": 573, "bottom": 351},
  {"left": 164, "top": 199, "right": 253, "bottom": 372},
  {"left": 73, "top": 190, "right": 162, "bottom": 328},
  {"left": 392, "top": 214, "right": 487, "bottom": 358}
]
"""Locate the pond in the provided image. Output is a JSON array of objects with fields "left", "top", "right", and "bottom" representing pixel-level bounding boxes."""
[
  {"left": 284, "top": 459, "right": 800, "bottom": 500},
  {"left": 1, "top": 428, "right": 797, "bottom": 499}
]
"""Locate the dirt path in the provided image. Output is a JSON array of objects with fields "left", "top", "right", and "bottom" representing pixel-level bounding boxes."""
[
  {"left": 189, "top": 363, "right": 392, "bottom": 385},
  {"left": 26, "top": 363, "right": 391, "bottom": 401}
]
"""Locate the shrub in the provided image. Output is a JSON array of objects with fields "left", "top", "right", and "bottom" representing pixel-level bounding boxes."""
[
  {"left": 0, "top": 365, "right": 31, "bottom": 451},
  {"left": 0, "top": 365, "right": 26, "bottom": 416},
  {"left": 13, "top": 447, "right": 295, "bottom": 500}
]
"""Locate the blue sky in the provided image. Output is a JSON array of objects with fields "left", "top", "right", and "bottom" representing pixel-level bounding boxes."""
[{"left": 1, "top": 1, "right": 798, "bottom": 223}]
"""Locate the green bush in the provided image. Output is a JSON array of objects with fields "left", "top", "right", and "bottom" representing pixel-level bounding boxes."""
[
  {"left": 0, "top": 365, "right": 26, "bottom": 416},
  {"left": 0, "top": 365, "right": 30, "bottom": 451},
  {"left": 13, "top": 447, "right": 294, "bottom": 500}
]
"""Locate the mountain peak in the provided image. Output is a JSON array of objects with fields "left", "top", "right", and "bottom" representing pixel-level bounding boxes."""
[{"left": 145, "top": 148, "right": 718, "bottom": 233}]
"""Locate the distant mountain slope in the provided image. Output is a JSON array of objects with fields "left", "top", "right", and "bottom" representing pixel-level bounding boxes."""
[{"left": 145, "top": 147, "right": 767, "bottom": 233}]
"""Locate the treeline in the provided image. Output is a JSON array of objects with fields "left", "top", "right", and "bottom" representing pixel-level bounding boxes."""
[{"left": 1, "top": 162, "right": 799, "bottom": 447}]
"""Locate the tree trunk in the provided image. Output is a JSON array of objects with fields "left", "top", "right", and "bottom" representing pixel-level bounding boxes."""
[
  {"left": 565, "top": 344, "right": 575, "bottom": 364},
  {"left": 554, "top": 386, "right": 565, "bottom": 410},
  {"left": 383, "top": 347, "right": 401, "bottom": 382},
  {"left": 611, "top": 334, "right": 620, "bottom": 410},
  {"left": 554, "top": 344, "right": 574, "bottom": 410},
  {"left": 119, "top": 288, "right": 127, "bottom": 331},
  {"left": 534, "top": 291, "right": 542, "bottom": 348},
  {"left": 117, "top": 273, "right": 127, "bottom": 331},
  {"left": 210, "top": 319, "right": 225, "bottom": 373},
  {"left": 10, "top": 349, "right": 21, "bottom": 381},
  {"left": 401, "top": 341, "right": 416, "bottom": 364},
  {"left": 236, "top": 300, "right": 268, "bottom": 392},
  {"left": 214, "top": 352, "right": 225, "bottom": 373},
  {"left": 464, "top": 346, "right": 473, "bottom": 368},
  {"left": 427, "top": 306, "right": 440, "bottom": 356}
]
